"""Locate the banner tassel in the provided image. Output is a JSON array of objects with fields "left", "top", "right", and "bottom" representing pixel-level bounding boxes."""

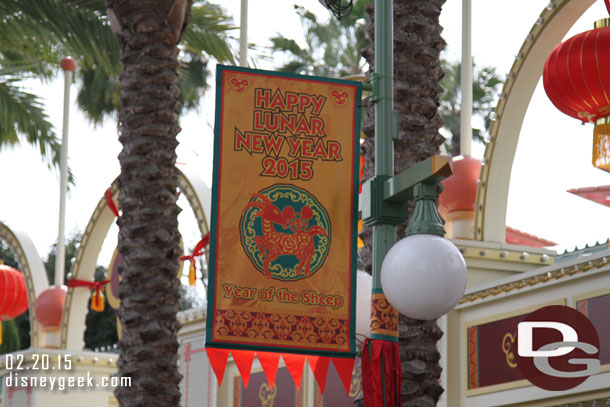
[{"left": 362, "top": 338, "right": 401, "bottom": 407}]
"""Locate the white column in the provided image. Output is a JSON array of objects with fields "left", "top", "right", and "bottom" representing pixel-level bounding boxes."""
[
  {"left": 239, "top": 0, "right": 248, "bottom": 67},
  {"left": 55, "top": 58, "right": 75, "bottom": 287},
  {"left": 460, "top": 0, "right": 472, "bottom": 157}
]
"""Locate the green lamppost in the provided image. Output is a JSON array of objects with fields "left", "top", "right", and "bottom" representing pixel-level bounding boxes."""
[
  {"left": 319, "top": 0, "right": 467, "bottom": 403},
  {"left": 318, "top": 0, "right": 468, "bottom": 404}
]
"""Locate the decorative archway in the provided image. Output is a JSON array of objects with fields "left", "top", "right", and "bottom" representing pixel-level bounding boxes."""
[
  {"left": 474, "top": 0, "right": 596, "bottom": 242},
  {"left": 0, "top": 221, "right": 49, "bottom": 347},
  {"left": 60, "top": 168, "right": 212, "bottom": 350}
]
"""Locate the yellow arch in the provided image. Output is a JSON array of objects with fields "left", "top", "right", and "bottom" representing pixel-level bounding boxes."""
[
  {"left": 60, "top": 168, "right": 212, "bottom": 350},
  {"left": 475, "top": 0, "right": 596, "bottom": 242},
  {"left": 0, "top": 221, "right": 49, "bottom": 348}
]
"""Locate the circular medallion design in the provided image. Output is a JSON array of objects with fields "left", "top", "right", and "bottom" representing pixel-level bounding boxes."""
[{"left": 240, "top": 184, "right": 330, "bottom": 281}]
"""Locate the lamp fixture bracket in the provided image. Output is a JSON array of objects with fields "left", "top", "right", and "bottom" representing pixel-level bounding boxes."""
[{"left": 361, "top": 176, "right": 408, "bottom": 226}]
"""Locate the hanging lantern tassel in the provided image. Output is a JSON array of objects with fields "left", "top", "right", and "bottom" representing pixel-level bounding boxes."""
[
  {"left": 188, "top": 262, "right": 197, "bottom": 287},
  {"left": 67, "top": 279, "right": 110, "bottom": 312},
  {"left": 180, "top": 233, "right": 210, "bottom": 287},
  {"left": 594, "top": 120, "right": 610, "bottom": 172},
  {"left": 91, "top": 288, "right": 105, "bottom": 312}
]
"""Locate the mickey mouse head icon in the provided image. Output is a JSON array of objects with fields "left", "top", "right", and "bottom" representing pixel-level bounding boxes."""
[
  {"left": 230, "top": 77, "right": 249, "bottom": 94},
  {"left": 331, "top": 89, "right": 349, "bottom": 105}
]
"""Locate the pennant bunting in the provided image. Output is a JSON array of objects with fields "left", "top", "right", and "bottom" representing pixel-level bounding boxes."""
[
  {"left": 308, "top": 355, "right": 331, "bottom": 394},
  {"left": 282, "top": 353, "right": 307, "bottom": 390},
  {"left": 231, "top": 350, "right": 256, "bottom": 389},
  {"left": 332, "top": 357, "right": 356, "bottom": 395},
  {"left": 256, "top": 351, "right": 281, "bottom": 390},
  {"left": 206, "top": 347, "right": 230, "bottom": 387}
]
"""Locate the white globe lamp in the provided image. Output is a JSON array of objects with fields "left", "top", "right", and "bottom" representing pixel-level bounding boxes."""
[
  {"left": 380, "top": 234, "right": 467, "bottom": 320},
  {"left": 355, "top": 269, "right": 372, "bottom": 338}
]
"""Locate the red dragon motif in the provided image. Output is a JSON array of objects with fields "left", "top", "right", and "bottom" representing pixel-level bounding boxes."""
[{"left": 245, "top": 194, "right": 327, "bottom": 279}]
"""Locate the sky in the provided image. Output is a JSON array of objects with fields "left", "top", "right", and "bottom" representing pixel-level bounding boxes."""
[{"left": 1, "top": 0, "right": 609, "bottom": 278}]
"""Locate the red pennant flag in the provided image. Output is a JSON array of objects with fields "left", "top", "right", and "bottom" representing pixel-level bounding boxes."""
[
  {"left": 332, "top": 357, "right": 356, "bottom": 395},
  {"left": 307, "top": 355, "right": 319, "bottom": 370},
  {"left": 206, "top": 348, "right": 230, "bottom": 387},
  {"left": 231, "top": 350, "right": 256, "bottom": 389},
  {"left": 256, "top": 351, "right": 281, "bottom": 390},
  {"left": 282, "top": 353, "right": 306, "bottom": 390},
  {"left": 308, "top": 356, "right": 331, "bottom": 394}
]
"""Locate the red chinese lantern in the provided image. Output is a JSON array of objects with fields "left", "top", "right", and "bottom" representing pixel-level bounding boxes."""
[
  {"left": 543, "top": 3, "right": 610, "bottom": 171},
  {"left": 0, "top": 265, "right": 29, "bottom": 345},
  {"left": 35, "top": 286, "right": 66, "bottom": 326},
  {"left": 439, "top": 156, "right": 481, "bottom": 216}
]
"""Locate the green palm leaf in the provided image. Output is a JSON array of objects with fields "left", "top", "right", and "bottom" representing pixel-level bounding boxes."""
[
  {"left": 0, "top": 76, "right": 60, "bottom": 165},
  {"left": 182, "top": 2, "right": 235, "bottom": 63},
  {"left": 0, "top": 0, "right": 235, "bottom": 163}
]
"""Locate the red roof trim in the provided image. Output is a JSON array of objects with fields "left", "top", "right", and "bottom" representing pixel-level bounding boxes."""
[
  {"left": 506, "top": 226, "right": 557, "bottom": 248},
  {"left": 568, "top": 185, "right": 610, "bottom": 208}
]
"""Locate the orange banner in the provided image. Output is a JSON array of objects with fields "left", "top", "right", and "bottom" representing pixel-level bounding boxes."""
[{"left": 206, "top": 66, "right": 362, "bottom": 356}]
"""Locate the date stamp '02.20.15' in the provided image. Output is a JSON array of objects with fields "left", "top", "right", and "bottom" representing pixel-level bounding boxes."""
[{"left": 2, "top": 353, "right": 131, "bottom": 392}]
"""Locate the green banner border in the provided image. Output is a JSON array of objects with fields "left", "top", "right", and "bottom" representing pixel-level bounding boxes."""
[{"left": 206, "top": 64, "right": 362, "bottom": 358}]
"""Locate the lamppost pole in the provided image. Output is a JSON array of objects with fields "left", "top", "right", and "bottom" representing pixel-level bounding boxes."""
[
  {"left": 372, "top": 0, "right": 395, "bottom": 290},
  {"left": 359, "top": 1, "right": 404, "bottom": 405},
  {"left": 359, "top": 1, "right": 466, "bottom": 405},
  {"left": 317, "top": 1, "right": 466, "bottom": 405},
  {"left": 55, "top": 58, "right": 76, "bottom": 288}
]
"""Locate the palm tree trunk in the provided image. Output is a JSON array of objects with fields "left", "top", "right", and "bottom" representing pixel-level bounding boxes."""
[
  {"left": 360, "top": 0, "right": 447, "bottom": 405},
  {"left": 107, "top": 1, "right": 191, "bottom": 406}
]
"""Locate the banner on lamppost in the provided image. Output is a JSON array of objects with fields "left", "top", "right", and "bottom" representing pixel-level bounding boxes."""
[{"left": 206, "top": 65, "right": 362, "bottom": 357}]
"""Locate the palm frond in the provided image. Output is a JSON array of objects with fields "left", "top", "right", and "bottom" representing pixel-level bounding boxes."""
[
  {"left": 76, "top": 66, "right": 120, "bottom": 126},
  {"left": 182, "top": 2, "right": 235, "bottom": 64},
  {"left": 178, "top": 54, "right": 211, "bottom": 111},
  {"left": 0, "top": 0, "right": 234, "bottom": 168},
  {"left": 0, "top": 77, "right": 60, "bottom": 166},
  {"left": 1, "top": 0, "right": 120, "bottom": 76}
]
